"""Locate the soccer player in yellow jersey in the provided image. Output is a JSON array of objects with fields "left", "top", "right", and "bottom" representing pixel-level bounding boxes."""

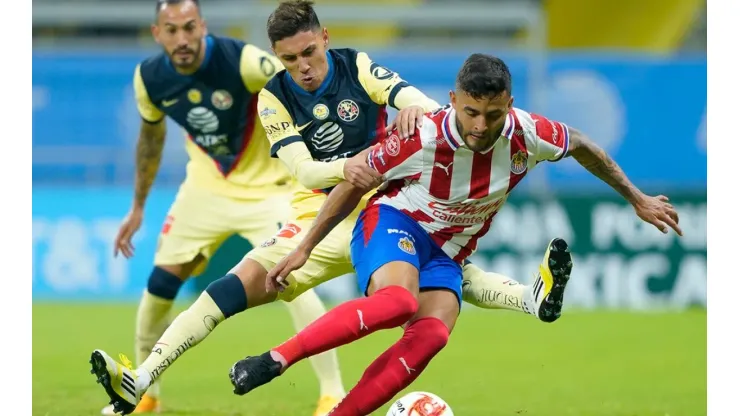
[
  {"left": 97, "top": 1, "right": 345, "bottom": 414},
  {"left": 90, "top": 2, "right": 579, "bottom": 414}
]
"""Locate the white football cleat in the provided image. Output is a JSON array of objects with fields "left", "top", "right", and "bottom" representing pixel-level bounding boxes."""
[{"left": 89, "top": 349, "right": 143, "bottom": 415}]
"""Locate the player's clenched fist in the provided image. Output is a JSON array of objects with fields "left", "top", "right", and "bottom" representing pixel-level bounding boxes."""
[
  {"left": 632, "top": 194, "right": 683, "bottom": 236},
  {"left": 343, "top": 148, "right": 383, "bottom": 191},
  {"left": 266, "top": 248, "right": 310, "bottom": 293},
  {"left": 114, "top": 207, "right": 144, "bottom": 258}
]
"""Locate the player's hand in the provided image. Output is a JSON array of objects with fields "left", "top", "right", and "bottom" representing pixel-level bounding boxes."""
[
  {"left": 114, "top": 207, "right": 144, "bottom": 258},
  {"left": 633, "top": 194, "right": 683, "bottom": 236},
  {"left": 386, "top": 105, "right": 424, "bottom": 139},
  {"left": 266, "top": 247, "right": 310, "bottom": 293},
  {"left": 343, "top": 148, "right": 384, "bottom": 191}
]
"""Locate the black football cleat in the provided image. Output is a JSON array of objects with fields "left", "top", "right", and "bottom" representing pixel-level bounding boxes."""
[{"left": 229, "top": 351, "right": 283, "bottom": 395}]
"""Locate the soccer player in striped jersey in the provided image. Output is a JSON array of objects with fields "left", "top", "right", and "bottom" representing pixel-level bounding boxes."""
[{"left": 229, "top": 53, "right": 683, "bottom": 415}]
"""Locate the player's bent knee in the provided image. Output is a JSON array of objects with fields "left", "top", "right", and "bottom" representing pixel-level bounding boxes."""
[
  {"left": 205, "top": 273, "right": 248, "bottom": 318},
  {"left": 409, "top": 317, "right": 449, "bottom": 352},
  {"left": 232, "top": 258, "right": 277, "bottom": 308},
  {"left": 147, "top": 266, "right": 186, "bottom": 300},
  {"left": 376, "top": 285, "right": 419, "bottom": 321}
]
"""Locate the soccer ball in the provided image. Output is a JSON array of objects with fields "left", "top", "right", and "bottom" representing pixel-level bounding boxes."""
[{"left": 386, "top": 391, "right": 454, "bottom": 416}]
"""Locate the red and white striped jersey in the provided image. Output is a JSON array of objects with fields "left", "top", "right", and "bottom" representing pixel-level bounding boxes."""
[{"left": 366, "top": 104, "right": 570, "bottom": 263}]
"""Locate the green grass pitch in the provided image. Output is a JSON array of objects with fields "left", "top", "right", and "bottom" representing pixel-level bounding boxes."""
[{"left": 33, "top": 303, "right": 706, "bottom": 416}]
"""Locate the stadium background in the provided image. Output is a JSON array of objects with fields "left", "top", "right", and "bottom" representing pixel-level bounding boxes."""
[{"left": 32, "top": 1, "right": 707, "bottom": 415}]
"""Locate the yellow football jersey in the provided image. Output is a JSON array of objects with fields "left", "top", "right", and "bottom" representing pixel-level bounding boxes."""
[
  {"left": 256, "top": 48, "right": 440, "bottom": 216},
  {"left": 134, "top": 35, "right": 295, "bottom": 200}
]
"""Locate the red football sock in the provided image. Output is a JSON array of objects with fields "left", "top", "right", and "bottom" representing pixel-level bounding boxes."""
[
  {"left": 329, "top": 317, "right": 450, "bottom": 416},
  {"left": 273, "top": 285, "right": 418, "bottom": 368}
]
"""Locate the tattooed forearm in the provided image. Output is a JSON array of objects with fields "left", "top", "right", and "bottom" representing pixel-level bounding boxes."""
[
  {"left": 133, "top": 121, "right": 166, "bottom": 210},
  {"left": 566, "top": 127, "right": 643, "bottom": 205}
]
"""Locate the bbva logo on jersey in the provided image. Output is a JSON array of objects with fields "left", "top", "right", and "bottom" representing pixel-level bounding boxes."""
[{"left": 312, "top": 122, "right": 344, "bottom": 153}]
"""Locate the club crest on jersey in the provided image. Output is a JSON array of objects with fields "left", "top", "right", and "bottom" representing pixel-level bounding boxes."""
[
  {"left": 510, "top": 150, "right": 528, "bottom": 175},
  {"left": 385, "top": 134, "right": 401, "bottom": 156},
  {"left": 337, "top": 99, "right": 359, "bottom": 122},
  {"left": 188, "top": 89, "right": 202, "bottom": 104},
  {"left": 313, "top": 103, "right": 329, "bottom": 120},
  {"left": 211, "top": 90, "right": 233, "bottom": 110},
  {"left": 398, "top": 237, "right": 416, "bottom": 255}
]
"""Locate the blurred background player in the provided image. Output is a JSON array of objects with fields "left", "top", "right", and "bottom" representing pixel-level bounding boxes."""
[
  {"left": 229, "top": 53, "right": 682, "bottom": 415},
  {"left": 98, "top": 0, "right": 345, "bottom": 414}
]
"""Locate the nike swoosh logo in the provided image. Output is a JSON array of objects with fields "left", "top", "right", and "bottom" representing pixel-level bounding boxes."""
[
  {"left": 296, "top": 121, "right": 313, "bottom": 132},
  {"left": 162, "top": 99, "right": 178, "bottom": 107}
]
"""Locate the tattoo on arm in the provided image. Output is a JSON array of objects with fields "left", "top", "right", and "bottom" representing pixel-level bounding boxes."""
[
  {"left": 134, "top": 120, "right": 166, "bottom": 209},
  {"left": 566, "top": 127, "right": 643, "bottom": 204}
]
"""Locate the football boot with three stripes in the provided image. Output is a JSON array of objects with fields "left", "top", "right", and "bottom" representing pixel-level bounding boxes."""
[{"left": 89, "top": 349, "right": 143, "bottom": 415}]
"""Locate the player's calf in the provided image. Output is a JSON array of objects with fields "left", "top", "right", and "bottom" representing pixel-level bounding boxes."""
[
  {"left": 229, "top": 285, "right": 419, "bottom": 396},
  {"left": 327, "top": 316, "right": 450, "bottom": 415},
  {"left": 89, "top": 269, "right": 271, "bottom": 409}
]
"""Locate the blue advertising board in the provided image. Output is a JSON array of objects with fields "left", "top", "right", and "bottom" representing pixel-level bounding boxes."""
[{"left": 32, "top": 187, "right": 705, "bottom": 308}]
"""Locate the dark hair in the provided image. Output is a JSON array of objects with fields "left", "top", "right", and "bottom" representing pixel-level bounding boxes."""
[
  {"left": 267, "top": 0, "right": 321, "bottom": 45},
  {"left": 455, "top": 53, "right": 512, "bottom": 100},
  {"left": 155, "top": 0, "right": 200, "bottom": 19}
]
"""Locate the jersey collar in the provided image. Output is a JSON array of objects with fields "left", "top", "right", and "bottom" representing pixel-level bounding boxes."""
[
  {"left": 443, "top": 108, "right": 516, "bottom": 153},
  {"left": 442, "top": 108, "right": 465, "bottom": 150},
  {"left": 287, "top": 51, "right": 335, "bottom": 97}
]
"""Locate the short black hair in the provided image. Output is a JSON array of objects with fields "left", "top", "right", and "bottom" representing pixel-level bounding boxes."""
[
  {"left": 267, "top": 0, "right": 321, "bottom": 45},
  {"left": 456, "top": 53, "right": 512, "bottom": 100},
  {"left": 155, "top": 0, "right": 200, "bottom": 19}
]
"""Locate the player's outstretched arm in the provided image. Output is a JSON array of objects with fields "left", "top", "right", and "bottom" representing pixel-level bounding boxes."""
[
  {"left": 266, "top": 179, "right": 366, "bottom": 292},
  {"left": 566, "top": 127, "right": 683, "bottom": 236}
]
